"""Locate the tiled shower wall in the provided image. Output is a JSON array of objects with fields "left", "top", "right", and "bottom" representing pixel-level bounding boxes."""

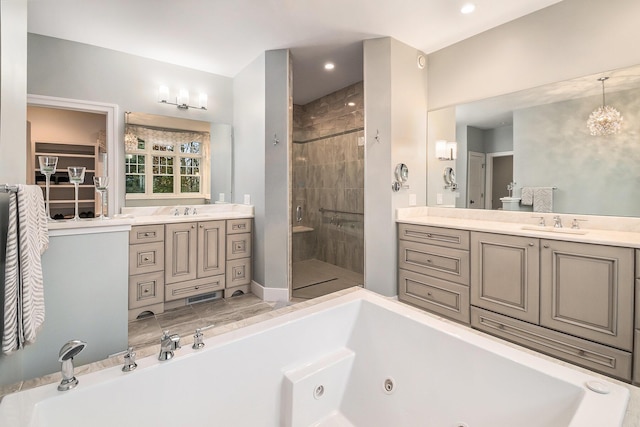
[{"left": 292, "top": 82, "right": 364, "bottom": 274}]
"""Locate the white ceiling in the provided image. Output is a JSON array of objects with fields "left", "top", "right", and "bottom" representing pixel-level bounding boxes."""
[{"left": 26, "top": 0, "right": 562, "bottom": 104}]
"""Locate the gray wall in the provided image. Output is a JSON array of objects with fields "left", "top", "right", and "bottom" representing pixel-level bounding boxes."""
[
  {"left": 484, "top": 126, "right": 513, "bottom": 154},
  {"left": 364, "top": 38, "right": 427, "bottom": 297},
  {"left": 0, "top": 0, "right": 28, "bottom": 389},
  {"left": 264, "top": 50, "right": 291, "bottom": 290},
  {"left": 0, "top": 231, "right": 129, "bottom": 386},
  {"left": 233, "top": 53, "right": 266, "bottom": 285},
  {"left": 427, "top": 0, "right": 640, "bottom": 110}
]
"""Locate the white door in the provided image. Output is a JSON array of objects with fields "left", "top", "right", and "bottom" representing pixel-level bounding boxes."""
[{"left": 467, "top": 152, "right": 485, "bottom": 209}]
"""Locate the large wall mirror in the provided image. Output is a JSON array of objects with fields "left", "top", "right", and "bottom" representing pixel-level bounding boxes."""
[
  {"left": 428, "top": 64, "right": 640, "bottom": 218},
  {"left": 125, "top": 112, "right": 232, "bottom": 207}
]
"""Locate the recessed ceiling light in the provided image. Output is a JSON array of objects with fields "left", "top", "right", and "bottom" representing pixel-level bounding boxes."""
[
  {"left": 324, "top": 62, "right": 335, "bottom": 70},
  {"left": 347, "top": 101, "right": 356, "bottom": 107},
  {"left": 461, "top": 3, "right": 476, "bottom": 14}
]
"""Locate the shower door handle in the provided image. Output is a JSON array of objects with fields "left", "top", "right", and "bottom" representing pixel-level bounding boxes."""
[{"left": 296, "top": 205, "right": 303, "bottom": 223}]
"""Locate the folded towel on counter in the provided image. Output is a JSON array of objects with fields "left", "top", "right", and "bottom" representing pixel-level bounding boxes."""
[
  {"left": 3, "top": 185, "right": 49, "bottom": 354},
  {"left": 520, "top": 186, "right": 554, "bottom": 213}
]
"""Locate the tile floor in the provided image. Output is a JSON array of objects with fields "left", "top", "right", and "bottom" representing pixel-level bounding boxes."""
[
  {"left": 292, "top": 259, "right": 364, "bottom": 299},
  {"left": 129, "top": 260, "right": 364, "bottom": 349}
]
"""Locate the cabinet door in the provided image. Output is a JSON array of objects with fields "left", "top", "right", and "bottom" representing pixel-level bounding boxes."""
[
  {"left": 471, "top": 232, "right": 539, "bottom": 324},
  {"left": 540, "top": 240, "right": 634, "bottom": 351},
  {"left": 165, "top": 222, "right": 198, "bottom": 285},
  {"left": 197, "top": 220, "right": 226, "bottom": 278}
]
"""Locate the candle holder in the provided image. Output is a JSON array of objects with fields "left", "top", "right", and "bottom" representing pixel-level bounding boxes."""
[
  {"left": 93, "top": 176, "right": 109, "bottom": 219},
  {"left": 67, "top": 166, "right": 86, "bottom": 221},
  {"left": 38, "top": 156, "right": 58, "bottom": 221}
]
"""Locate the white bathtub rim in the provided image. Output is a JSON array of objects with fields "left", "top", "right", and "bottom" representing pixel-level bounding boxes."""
[{"left": 0, "top": 288, "right": 630, "bottom": 427}]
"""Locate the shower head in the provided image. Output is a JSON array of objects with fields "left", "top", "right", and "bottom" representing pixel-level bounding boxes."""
[{"left": 58, "top": 340, "right": 87, "bottom": 362}]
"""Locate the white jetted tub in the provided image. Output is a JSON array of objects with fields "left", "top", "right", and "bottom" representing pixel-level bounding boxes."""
[{"left": 0, "top": 289, "right": 629, "bottom": 426}]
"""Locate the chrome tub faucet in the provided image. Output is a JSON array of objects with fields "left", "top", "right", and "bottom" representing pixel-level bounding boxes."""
[
  {"left": 57, "top": 340, "right": 87, "bottom": 391},
  {"left": 158, "top": 330, "right": 181, "bottom": 361}
]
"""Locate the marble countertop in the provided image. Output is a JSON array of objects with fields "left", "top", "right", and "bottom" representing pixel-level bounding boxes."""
[
  {"left": 44, "top": 204, "right": 255, "bottom": 235},
  {"left": 397, "top": 207, "right": 640, "bottom": 249}
]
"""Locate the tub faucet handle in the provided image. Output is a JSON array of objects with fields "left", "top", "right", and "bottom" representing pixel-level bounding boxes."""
[
  {"left": 193, "top": 328, "right": 205, "bottom": 350},
  {"left": 123, "top": 347, "right": 137, "bottom": 372},
  {"left": 192, "top": 325, "right": 214, "bottom": 350}
]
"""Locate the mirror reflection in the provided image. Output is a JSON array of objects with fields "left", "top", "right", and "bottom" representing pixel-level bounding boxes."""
[
  {"left": 429, "top": 64, "right": 640, "bottom": 217},
  {"left": 124, "top": 112, "right": 232, "bottom": 207}
]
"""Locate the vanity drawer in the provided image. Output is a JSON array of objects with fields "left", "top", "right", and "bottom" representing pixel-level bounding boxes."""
[
  {"left": 398, "top": 223, "right": 470, "bottom": 250},
  {"left": 471, "top": 307, "right": 632, "bottom": 381},
  {"left": 130, "top": 224, "right": 164, "bottom": 244},
  {"left": 399, "top": 269, "right": 469, "bottom": 324},
  {"left": 226, "top": 258, "right": 251, "bottom": 288},
  {"left": 399, "top": 240, "right": 469, "bottom": 286},
  {"left": 129, "top": 241, "right": 164, "bottom": 275},
  {"left": 227, "top": 232, "right": 252, "bottom": 260},
  {"left": 129, "top": 271, "right": 164, "bottom": 309},
  {"left": 165, "top": 275, "right": 225, "bottom": 302},
  {"left": 227, "top": 219, "right": 252, "bottom": 234}
]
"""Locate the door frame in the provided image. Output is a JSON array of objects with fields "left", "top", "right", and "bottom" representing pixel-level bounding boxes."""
[
  {"left": 484, "top": 151, "right": 513, "bottom": 210},
  {"left": 27, "top": 94, "right": 120, "bottom": 216}
]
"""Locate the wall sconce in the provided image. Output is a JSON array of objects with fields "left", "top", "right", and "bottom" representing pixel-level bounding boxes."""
[
  {"left": 158, "top": 85, "right": 208, "bottom": 110},
  {"left": 435, "top": 140, "right": 457, "bottom": 160}
]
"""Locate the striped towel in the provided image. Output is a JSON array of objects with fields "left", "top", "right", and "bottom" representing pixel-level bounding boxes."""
[{"left": 3, "top": 185, "right": 49, "bottom": 354}]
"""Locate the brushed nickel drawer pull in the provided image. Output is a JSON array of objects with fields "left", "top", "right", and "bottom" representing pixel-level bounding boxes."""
[
  {"left": 544, "top": 244, "right": 550, "bottom": 248},
  {"left": 143, "top": 257, "right": 149, "bottom": 261},
  {"left": 143, "top": 289, "right": 149, "bottom": 293},
  {"left": 427, "top": 292, "right": 432, "bottom": 297},
  {"left": 528, "top": 243, "right": 534, "bottom": 247}
]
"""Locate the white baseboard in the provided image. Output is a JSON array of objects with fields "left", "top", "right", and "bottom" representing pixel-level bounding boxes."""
[{"left": 251, "top": 280, "right": 289, "bottom": 302}]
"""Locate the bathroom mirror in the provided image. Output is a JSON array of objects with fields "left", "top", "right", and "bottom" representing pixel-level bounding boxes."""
[
  {"left": 428, "top": 63, "right": 640, "bottom": 217},
  {"left": 124, "top": 112, "right": 232, "bottom": 206}
]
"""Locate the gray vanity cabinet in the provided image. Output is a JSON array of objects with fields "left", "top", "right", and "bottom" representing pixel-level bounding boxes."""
[
  {"left": 470, "top": 232, "right": 540, "bottom": 324},
  {"left": 540, "top": 240, "right": 634, "bottom": 351},
  {"left": 165, "top": 220, "right": 226, "bottom": 301},
  {"left": 398, "top": 224, "right": 471, "bottom": 324},
  {"left": 165, "top": 222, "right": 198, "bottom": 284}
]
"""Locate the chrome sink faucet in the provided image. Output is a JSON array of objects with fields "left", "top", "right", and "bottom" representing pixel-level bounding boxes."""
[
  {"left": 184, "top": 207, "right": 191, "bottom": 216},
  {"left": 158, "top": 330, "right": 181, "bottom": 361},
  {"left": 553, "top": 215, "right": 563, "bottom": 228}
]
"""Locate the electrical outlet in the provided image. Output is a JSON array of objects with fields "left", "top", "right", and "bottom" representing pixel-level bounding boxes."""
[
  {"left": 436, "top": 193, "right": 443, "bottom": 205},
  {"left": 243, "top": 194, "right": 251, "bottom": 205},
  {"left": 357, "top": 136, "right": 365, "bottom": 147},
  {"left": 409, "top": 193, "right": 417, "bottom": 206},
  {"left": 218, "top": 193, "right": 225, "bottom": 202}
]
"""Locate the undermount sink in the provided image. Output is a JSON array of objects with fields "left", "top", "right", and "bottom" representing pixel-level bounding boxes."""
[{"left": 520, "top": 225, "right": 588, "bottom": 235}]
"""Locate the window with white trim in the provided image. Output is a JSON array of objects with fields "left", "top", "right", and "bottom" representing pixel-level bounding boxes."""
[{"left": 125, "top": 125, "right": 209, "bottom": 199}]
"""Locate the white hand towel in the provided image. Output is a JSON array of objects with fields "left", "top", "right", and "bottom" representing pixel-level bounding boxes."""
[{"left": 3, "top": 185, "right": 49, "bottom": 354}]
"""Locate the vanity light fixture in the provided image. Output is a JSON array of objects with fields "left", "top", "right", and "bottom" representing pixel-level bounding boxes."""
[
  {"left": 435, "top": 140, "right": 457, "bottom": 160},
  {"left": 158, "top": 85, "right": 208, "bottom": 110},
  {"left": 587, "top": 77, "right": 623, "bottom": 136}
]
